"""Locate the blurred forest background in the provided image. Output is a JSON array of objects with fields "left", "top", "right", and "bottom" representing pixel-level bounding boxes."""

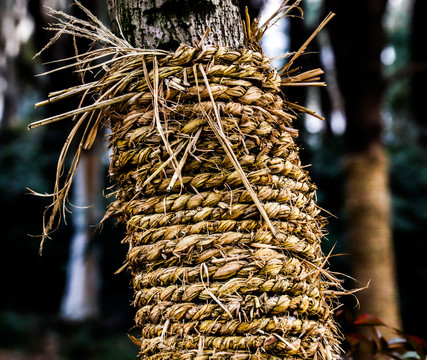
[{"left": 1, "top": 0, "right": 427, "bottom": 359}]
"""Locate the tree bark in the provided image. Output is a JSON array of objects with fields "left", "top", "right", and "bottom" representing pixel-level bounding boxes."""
[
  {"left": 324, "top": 0, "right": 402, "bottom": 337},
  {"left": 106, "top": 0, "right": 245, "bottom": 50},
  {"left": 345, "top": 144, "right": 399, "bottom": 329}
]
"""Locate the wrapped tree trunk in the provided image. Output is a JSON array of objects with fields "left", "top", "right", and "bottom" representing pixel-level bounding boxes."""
[
  {"left": 30, "top": 1, "right": 343, "bottom": 359},
  {"left": 324, "top": 0, "right": 401, "bottom": 337}
]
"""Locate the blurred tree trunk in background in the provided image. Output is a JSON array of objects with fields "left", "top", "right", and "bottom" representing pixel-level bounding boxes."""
[
  {"left": 324, "top": 0, "right": 402, "bottom": 336},
  {"left": 60, "top": 144, "right": 103, "bottom": 321},
  {"left": 58, "top": 1, "right": 103, "bottom": 322},
  {"left": 28, "top": 0, "right": 104, "bottom": 321},
  {"left": 0, "top": 0, "right": 33, "bottom": 127},
  {"left": 0, "top": 0, "right": 15, "bottom": 127},
  {"left": 410, "top": 0, "right": 427, "bottom": 146}
]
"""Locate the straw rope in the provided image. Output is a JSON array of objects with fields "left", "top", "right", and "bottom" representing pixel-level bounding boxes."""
[
  {"left": 103, "top": 43, "right": 342, "bottom": 359},
  {"left": 30, "top": 1, "right": 342, "bottom": 359}
]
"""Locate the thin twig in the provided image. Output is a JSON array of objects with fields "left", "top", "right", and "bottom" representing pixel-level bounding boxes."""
[{"left": 280, "top": 11, "right": 335, "bottom": 75}]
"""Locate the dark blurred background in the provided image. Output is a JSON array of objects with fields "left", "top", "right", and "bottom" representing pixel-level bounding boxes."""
[{"left": 1, "top": 0, "right": 426, "bottom": 358}]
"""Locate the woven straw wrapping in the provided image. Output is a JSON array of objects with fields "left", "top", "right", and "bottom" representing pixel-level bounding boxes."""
[
  {"left": 103, "top": 43, "right": 342, "bottom": 360},
  {"left": 29, "top": 2, "right": 342, "bottom": 358}
]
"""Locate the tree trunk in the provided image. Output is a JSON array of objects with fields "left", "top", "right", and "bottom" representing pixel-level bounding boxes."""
[
  {"left": 0, "top": 0, "right": 30, "bottom": 126},
  {"left": 106, "top": 0, "right": 244, "bottom": 50},
  {"left": 60, "top": 146, "right": 102, "bottom": 321},
  {"left": 345, "top": 144, "right": 398, "bottom": 327},
  {"left": 99, "top": 1, "right": 342, "bottom": 358},
  {"left": 410, "top": 0, "right": 427, "bottom": 145},
  {"left": 25, "top": 0, "right": 346, "bottom": 357},
  {"left": 324, "top": 0, "right": 402, "bottom": 336}
]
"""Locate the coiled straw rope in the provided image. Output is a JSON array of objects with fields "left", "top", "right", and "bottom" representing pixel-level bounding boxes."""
[{"left": 30, "top": 1, "right": 343, "bottom": 359}]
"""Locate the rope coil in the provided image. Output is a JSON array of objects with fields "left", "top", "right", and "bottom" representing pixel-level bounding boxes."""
[{"left": 104, "top": 43, "right": 342, "bottom": 359}]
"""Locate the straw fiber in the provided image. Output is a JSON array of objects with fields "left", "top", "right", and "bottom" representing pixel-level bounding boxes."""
[{"left": 30, "top": 1, "right": 342, "bottom": 359}]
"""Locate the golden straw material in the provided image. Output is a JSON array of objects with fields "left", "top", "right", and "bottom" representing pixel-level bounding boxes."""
[{"left": 29, "top": 1, "right": 343, "bottom": 359}]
